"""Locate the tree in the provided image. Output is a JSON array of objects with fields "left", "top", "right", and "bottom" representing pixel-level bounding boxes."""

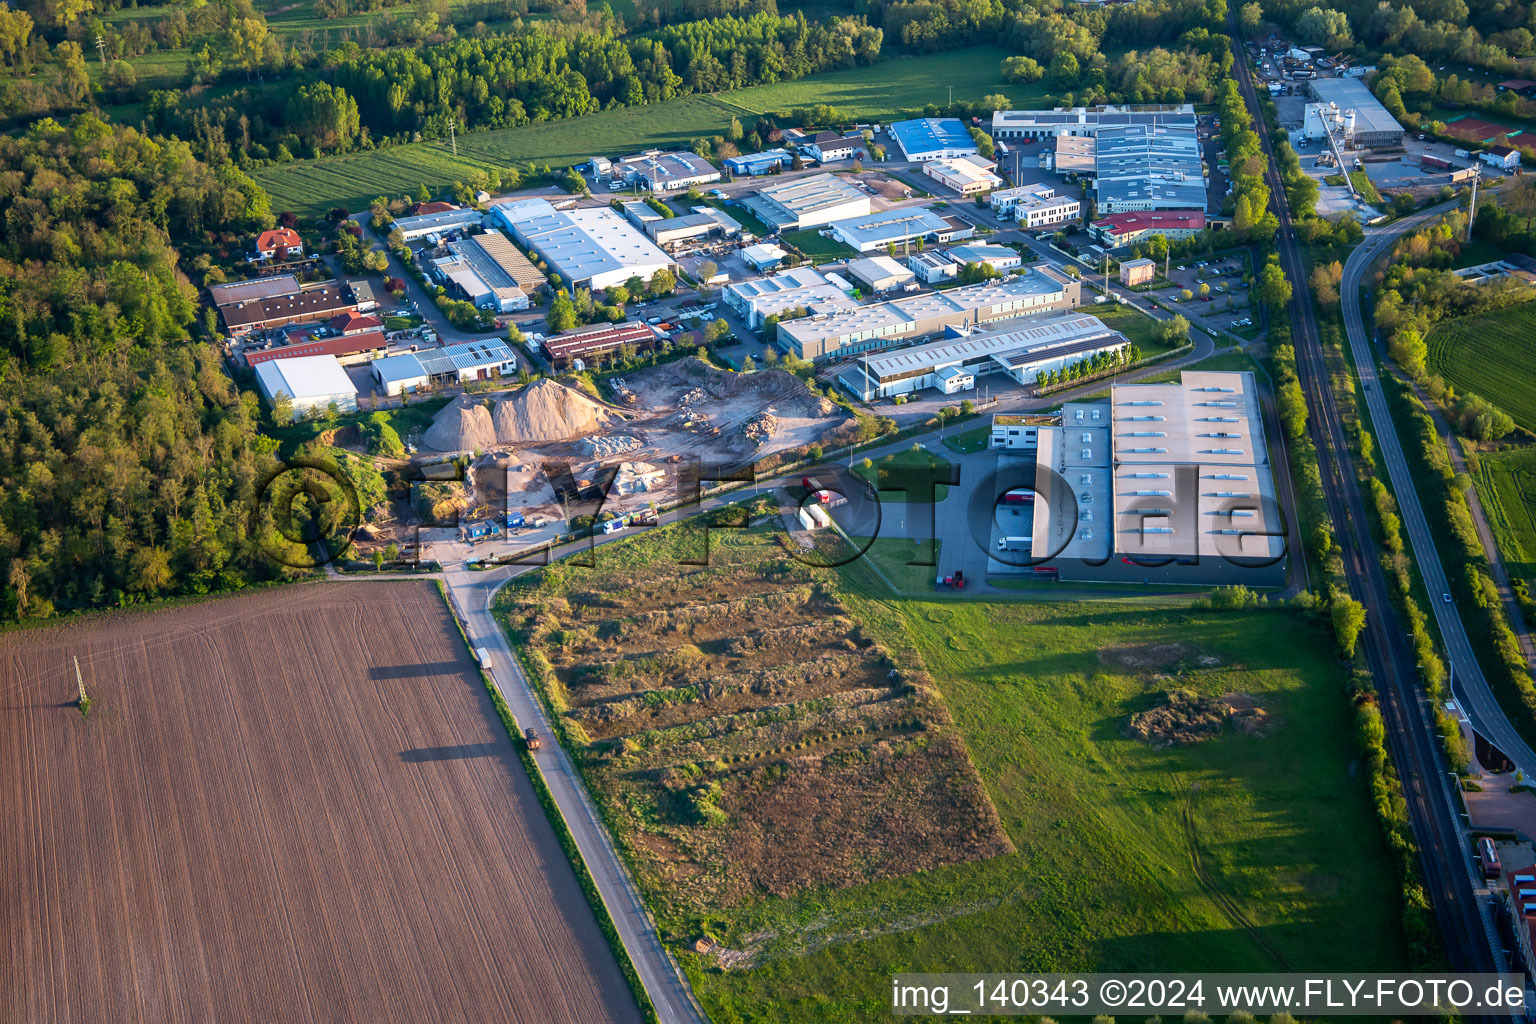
[
  {"left": 1048, "top": 51, "right": 1080, "bottom": 87},
  {"left": 1198, "top": 282, "right": 1210, "bottom": 298},
  {"left": 1000, "top": 55, "right": 1043, "bottom": 83},
  {"left": 741, "top": 354, "right": 755, "bottom": 372},
  {"left": 1239, "top": 1, "right": 1264, "bottom": 34},
  {"left": 1330, "top": 594, "right": 1367, "bottom": 659},
  {"left": 1157, "top": 314, "right": 1192, "bottom": 344},
  {"left": 1297, "top": 6, "right": 1352, "bottom": 49},
  {"left": 363, "top": 249, "right": 388, "bottom": 273},
  {"left": 1257, "top": 262, "right": 1292, "bottom": 311},
  {"left": 1179, "top": 288, "right": 1193, "bottom": 302},
  {"left": 726, "top": 116, "right": 744, "bottom": 143},
  {"left": 647, "top": 267, "right": 675, "bottom": 297},
  {"left": 547, "top": 292, "right": 577, "bottom": 331},
  {"left": 697, "top": 260, "right": 718, "bottom": 285}
]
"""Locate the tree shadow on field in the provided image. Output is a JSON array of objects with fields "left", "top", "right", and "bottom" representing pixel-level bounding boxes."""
[
  {"left": 369, "top": 662, "right": 464, "bottom": 680},
  {"left": 399, "top": 743, "right": 503, "bottom": 763}
]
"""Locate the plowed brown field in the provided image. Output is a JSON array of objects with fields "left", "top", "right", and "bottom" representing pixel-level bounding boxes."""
[{"left": 0, "top": 581, "right": 640, "bottom": 1024}]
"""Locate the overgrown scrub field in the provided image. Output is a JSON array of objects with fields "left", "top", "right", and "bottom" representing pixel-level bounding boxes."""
[
  {"left": 496, "top": 521, "right": 1012, "bottom": 924},
  {"left": 689, "top": 589, "right": 1407, "bottom": 1021},
  {"left": 0, "top": 582, "right": 639, "bottom": 1024},
  {"left": 257, "top": 46, "right": 1021, "bottom": 216},
  {"left": 1427, "top": 300, "right": 1536, "bottom": 431},
  {"left": 1476, "top": 445, "right": 1536, "bottom": 581}
]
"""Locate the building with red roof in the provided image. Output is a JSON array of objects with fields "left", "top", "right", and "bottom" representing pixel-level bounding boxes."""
[
  {"left": 1090, "top": 211, "right": 1207, "bottom": 248},
  {"left": 542, "top": 321, "right": 659, "bottom": 368},
  {"left": 329, "top": 312, "right": 384, "bottom": 335},
  {"left": 246, "top": 329, "right": 388, "bottom": 367},
  {"left": 255, "top": 228, "right": 304, "bottom": 262},
  {"left": 414, "top": 201, "right": 457, "bottom": 215}
]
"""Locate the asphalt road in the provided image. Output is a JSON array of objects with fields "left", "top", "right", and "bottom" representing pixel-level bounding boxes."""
[
  {"left": 1227, "top": 22, "right": 1504, "bottom": 977},
  {"left": 1340, "top": 205, "right": 1536, "bottom": 776}
]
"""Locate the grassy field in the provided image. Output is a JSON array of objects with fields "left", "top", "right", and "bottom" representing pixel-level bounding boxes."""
[
  {"left": 851, "top": 444, "right": 952, "bottom": 502},
  {"left": 685, "top": 587, "right": 1407, "bottom": 1021},
  {"left": 499, "top": 509, "right": 1406, "bottom": 1023},
  {"left": 255, "top": 46, "right": 1023, "bottom": 216},
  {"left": 1476, "top": 445, "right": 1536, "bottom": 580},
  {"left": 1426, "top": 299, "right": 1536, "bottom": 431},
  {"left": 780, "top": 228, "right": 857, "bottom": 264}
]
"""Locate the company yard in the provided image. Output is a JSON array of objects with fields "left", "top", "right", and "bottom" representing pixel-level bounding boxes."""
[
  {"left": 0, "top": 582, "right": 639, "bottom": 1024},
  {"left": 500, "top": 515, "right": 1407, "bottom": 1022}
]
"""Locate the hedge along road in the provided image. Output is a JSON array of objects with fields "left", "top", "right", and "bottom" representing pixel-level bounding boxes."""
[{"left": 1340, "top": 200, "right": 1536, "bottom": 778}]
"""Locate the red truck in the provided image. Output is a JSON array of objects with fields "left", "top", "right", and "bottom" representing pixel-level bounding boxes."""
[{"left": 801, "top": 476, "right": 848, "bottom": 507}]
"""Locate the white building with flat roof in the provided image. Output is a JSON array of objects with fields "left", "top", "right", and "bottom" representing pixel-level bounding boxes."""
[
  {"left": 743, "top": 172, "right": 870, "bottom": 231},
  {"left": 829, "top": 208, "right": 953, "bottom": 253},
  {"left": 989, "top": 183, "right": 1082, "bottom": 228},
  {"left": 491, "top": 198, "right": 673, "bottom": 292},
  {"left": 1021, "top": 370, "right": 1285, "bottom": 586},
  {"left": 392, "top": 207, "right": 486, "bottom": 241},
  {"left": 990, "top": 104, "right": 1197, "bottom": 141},
  {"left": 255, "top": 354, "right": 359, "bottom": 421},
  {"left": 724, "top": 266, "right": 856, "bottom": 328},
  {"left": 779, "top": 263, "right": 1080, "bottom": 360},
  {"left": 923, "top": 155, "right": 1003, "bottom": 196},
  {"left": 838, "top": 311, "right": 1126, "bottom": 400}
]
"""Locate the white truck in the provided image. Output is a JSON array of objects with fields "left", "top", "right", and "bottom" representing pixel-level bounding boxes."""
[
  {"left": 475, "top": 647, "right": 492, "bottom": 669},
  {"left": 997, "top": 536, "right": 1032, "bottom": 552}
]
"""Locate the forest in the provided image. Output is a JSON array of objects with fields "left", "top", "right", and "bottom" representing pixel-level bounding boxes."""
[{"left": 0, "top": 114, "right": 303, "bottom": 618}]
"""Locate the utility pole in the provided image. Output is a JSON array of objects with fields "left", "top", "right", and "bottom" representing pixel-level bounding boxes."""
[
  {"left": 93, "top": 35, "right": 107, "bottom": 66},
  {"left": 1468, "top": 169, "right": 1480, "bottom": 241},
  {"left": 448, "top": 117, "right": 458, "bottom": 157}
]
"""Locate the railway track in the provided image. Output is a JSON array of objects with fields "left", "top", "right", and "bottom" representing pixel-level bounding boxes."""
[{"left": 1224, "top": 22, "right": 1501, "bottom": 976}]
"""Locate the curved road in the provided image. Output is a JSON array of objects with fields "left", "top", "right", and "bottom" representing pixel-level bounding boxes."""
[{"left": 1342, "top": 204, "right": 1536, "bottom": 776}]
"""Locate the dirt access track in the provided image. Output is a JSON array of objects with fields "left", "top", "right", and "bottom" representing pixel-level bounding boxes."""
[{"left": 0, "top": 581, "right": 640, "bottom": 1024}]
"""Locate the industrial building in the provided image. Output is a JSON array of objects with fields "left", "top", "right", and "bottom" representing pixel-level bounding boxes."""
[
  {"left": 371, "top": 340, "right": 518, "bottom": 396},
  {"left": 908, "top": 244, "right": 1021, "bottom": 284},
  {"left": 1303, "top": 79, "right": 1403, "bottom": 149},
  {"left": 1483, "top": 144, "right": 1522, "bottom": 171},
  {"left": 645, "top": 207, "right": 742, "bottom": 249},
  {"left": 829, "top": 207, "right": 970, "bottom": 253},
  {"left": 392, "top": 207, "right": 486, "bottom": 242},
  {"left": 614, "top": 150, "right": 721, "bottom": 192},
  {"left": 837, "top": 311, "right": 1127, "bottom": 400},
  {"left": 724, "top": 149, "right": 792, "bottom": 176},
  {"left": 348, "top": 279, "right": 379, "bottom": 312},
  {"left": 432, "top": 232, "right": 534, "bottom": 312},
  {"left": 888, "top": 118, "right": 979, "bottom": 161},
  {"left": 255, "top": 354, "right": 359, "bottom": 421},
  {"left": 724, "top": 266, "right": 856, "bottom": 328},
  {"left": 989, "top": 183, "right": 1081, "bottom": 228},
  {"left": 492, "top": 198, "right": 673, "bottom": 292},
  {"left": 217, "top": 281, "right": 358, "bottom": 337},
  {"left": 1016, "top": 371, "right": 1285, "bottom": 586},
  {"left": 209, "top": 274, "right": 301, "bottom": 307},
  {"left": 741, "top": 173, "right": 869, "bottom": 231},
  {"left": 923, "top": 155, "right": 1004, "bottom": 195},
  {"left": 1092, "top": 124, "right": 1207, "bottom": 212},
  {"left": 741, "top": 242, "right": 788, "bottom": 271},
  {"left": 777, "top": 263, "right": 1080, "bottom": 360},
  {"left": 247, "top": 329, "right": 388, "bottom": 367},
  {"left": 542, "top": 320, "right": 660, "bottom": 368},
  {"left": 1092, "top": 210, "right": 1207, "bottom": 247},
  {"left": 846, "top": 256, "right": 916, "bottom": 293},
  {"left": 990, "top": 104, "right": 1197, "bottom": 141}
]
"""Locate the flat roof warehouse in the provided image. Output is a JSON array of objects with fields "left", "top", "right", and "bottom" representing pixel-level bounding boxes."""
[{"left": 492, "top": 198, "right": 672, "bottom": 291}]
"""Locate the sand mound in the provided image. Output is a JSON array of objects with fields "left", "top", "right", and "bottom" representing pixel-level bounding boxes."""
[
  {"left": 424, "top": 395, "right": 498, "bottom": 452},
  {"left": 493, "top": 379, "right": 619, "bottom": 444}
]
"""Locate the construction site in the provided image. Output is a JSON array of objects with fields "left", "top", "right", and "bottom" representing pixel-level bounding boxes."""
[{"left": 422, "top": 359, "right": 849, "bottom": 526}]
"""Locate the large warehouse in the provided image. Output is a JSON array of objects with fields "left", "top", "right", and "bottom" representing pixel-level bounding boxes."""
[
  {"left": 990, "top": 104, "right": 1197, "bottom": 141},
  {"left": 777, "top": 263, "right": 1080, "bottom": 360},
  {"left": 1019, "top": 370, "right": 1285, "bottom": 586},
  {"left": 742, "top": 173, "right": 870, "bottom": 231},
  {"left": 431, "top": 234, "right": 532, "bottom": 313},
  {"left": 830, "top": 208, "right": 965, "bottom": 252},
  {"left": 888, "top": 118, "right": 979, "bottom": 161},
  {"left": 614, "top": 150, "right": 721, "bottom": 191},
  {"left": 491, "top": 198, "right": 673, "bottom": 292},
  {"left": 392, "top": 207, "right": 486, "bottom": 241},
  {"left": 255, "top": 354, "right": 359, "bottom": 421},
  {"left": 542, "top": 320, "right": 660, "bottom": 368},
  {"left": 837, "top": 311, "right": 1127, "bottom": 400},
  {"left": 1092, "top": 124, "right": 1207, "bottom": 213},
  {"left": 1304, "top": 78, "right": 1404, "bottom": 149},
  {"left": 724, "top": 266, "right": 856, "bottom": 327}
]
